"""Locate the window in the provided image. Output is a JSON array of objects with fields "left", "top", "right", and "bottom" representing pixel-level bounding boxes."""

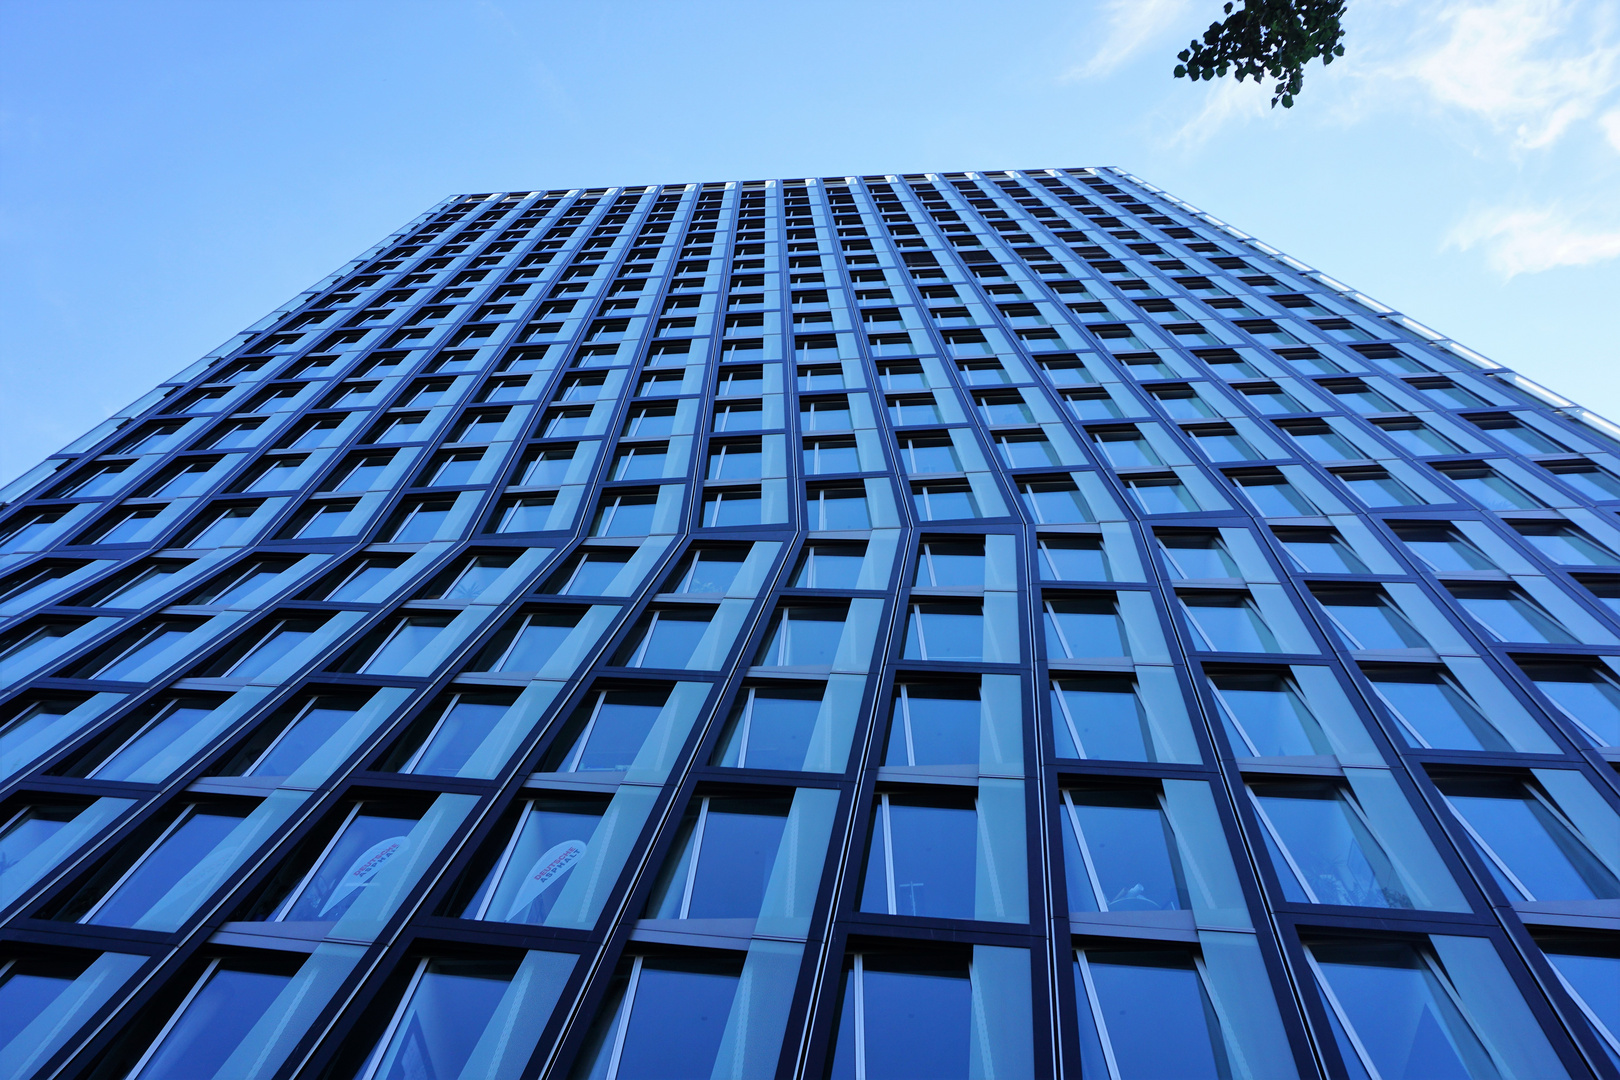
[
  {"left": 714, "top": 684, "right": 826, "bottom": 769},
  {"left": 614, "top": 607, "right": 712, "bottom": 668},
  {"left": 1278, "top": 420, "right": 1358, "bottom": 461},
  {"left": 887, "top": 393, "right": 940, "bottom": 426},
  {"left": 455, "top": 795, "right": 607, "bottom": 923},
  {"left": 1390, "top": 523, "right": 1495, "bottom": 572},
  {"left": 1073, "top": 945, "right": 1243, "bottom": 1080},
  {"left": 885, "top": 681, "right": 979, "bottom": 766},
  {"left": 448, "top": 408, "right": 506, "bottom": 444},
  {"left": 64, "top": 801, "right": 252, "bottom": 926},
  {"left": 800, "top": 395, "right": 851, "bottom": 431},
  {"left": 1472, "top": 416, "right": 1568, "bottom": 455},
  {"left": 1438, "top": 774, "right": 1620, "bottom": 901},
  {"left": 797, "top": 363, "right": 843, "bottom": 390},
  {"left": 1064, "top": 389, "right": 1124, "bottom": 421},
  {"left": 803, "top": 436, "right": 860, "bottom": 475},
  {"left": 1314, "top": 588, "right": 1428, "bottom": 650},
  {"left": 70, "top": 618, "right": 203, "bottom": 681},
  {"left": 827, "top": 951, "right": 992, "bottom": 1080},
  {"left": 567, "top": 954, "right": 745, "bottom": 1080},
  {"left": 1436, "top": 463, "right": 1544, "bottom": 511},
  {"left": 1303, "top": 453, "right": 1393, "bottom": 496},
  {"left": 1544, "top": 460, "right": 1620, "bottom": 502},
  {"left": 1239, "top": 385, "right": 1305, "bottom": 414},
  {"left": 1511, "top": 522, "right": 1617, "bottom": 566},
  {"left": 1364, "top": 667, "right": 1510, "bottom": 751},
  {"left": 1249, "top": 780, "right": 1413, "bottom": 907},
  {"left": 898, "top": 434, "right": 961, "bottom": 474},
  {"left": 382, "top": 497, "right": 454, "bottom": 542},
  {"left": 474, "top": 610, "right": 582, "bottom": 672},
  {"left": 912, "top": 480, "right": 981, "bottom": 520},
  {"left": 382, "top": 691, "right": 518, "bottom": 776},
  {"left": 1374, "top": 418, "right": 1460, "bottom": 456},
  {"left": 72, "top": 697, "right": 221, "bottom": 783},
  {"left": 1538, "top": 940, "right": 1620, "bottom": 1063},
  {"left": 280, "top": 498, "right": 358, "bottom": 540},
  {"left": 1155, "top": 531, "right": 1236, "bottom": 579},
  {"left": 1447, "top": 584, "right": 1576, "bottom": 643},
  {"left": 1210, "top": 670, "right": 1333, "bottom": 757},
  {"left": 1516, "top": 659, "right": 1620, "bottom": 747},
  {"left": 792, "top": 542, "right": 866, "bottom": 588},
  {"left": 313, "top": 554, "right": 407, "bottom": 603},
  {"left": 592, "top": 490, "right": 657, "bottom": 536},
  {"left": 1151, "top": 384, "right": 1216, "bottom": 419},
  {"left": 861, "top": 791, "right": 977, "bottom": 917},
  {"left": 115, "top": 956, "right": 302, "bottom": 1079},
  {"left": 416, "top": 551, "right": 517, "bottom": 601},
  {"left": 225, "top": 693, "right": 370, "bottom": 778},
  {"left": 83, "top": 505, "right": 168, "bottom": 546},
  {"left": 644, "top": 793, "right": 790, "bottom": 919},
  {"left": 197, "top": 615, "right": 326, "bottom": 679},
  {"left": 542, "top": 688, "right": 668, "bottom": 773},
  {"left": 1061, "top": 787, "right": 1188, "bottom": 912},
  {"left": 756, "top": 604, "right": 846, "bottom": 666},
  {"left": 903, "top": 601, "right": 982, "bottom": 660},
  {"left": 1041, "top": 355, "right": 1096, "bottom": 385},
  {"left": 624, "top": 404, "right": 676, "bottom": 438},
  {"left": 520, "top": 446, "right": 578, "bottom": 487},
  {"left": 1180, "top": 592, "right": 1280, "bottom": 652},
  {"left": 1409, "top": 377, "right": 1487, "bottom": 409},
  {"left": 707, "top": 439, "right": 761, "bottom": 480},
  {"left": 1090, "top": 428, "right": 1161, "bottom": 469},
  {"left": 664, "top": 546, "right": 749, "bottom": 594},
  {"left": 701, "top": 485, "right": 761, "bottom": 527},
  {"left": 1043, "top": 596, "right": 1127, "bottom": 659},
  {"left": 1126, "top": 475, "right": 1201, "bottom": 513},
  {"left": 259, "top": 799, "right": 420, "bottom": 922},
  {"left": 1230, "top": 471, "right": 1318, "bottom": 516},
  {"left": 320, "top": 452, "right": 392, "bottom": 493},
  {"left": 1186, "top": 424, "right": 1260, "bottom": 462},
  {"left": 1018, "top": 477, "right": 1091, "bottom": 523},
  {"left": 1273, "top": 527, "right": 1368, "bottom": 574},
  {"left": 339, "top": 613, "right": 455, "bottom": 675},
  {"left": 807, "top": 484, "right": 870, "bottom": 529}
]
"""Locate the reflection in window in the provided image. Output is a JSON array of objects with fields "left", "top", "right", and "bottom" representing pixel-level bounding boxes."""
[
  {"left": 69, "top": 802, "right": 251, "bottom": 926},
  {"left": 356, "top": 957, "right": 531, "bottom": 1080},
  {"left": 645, "top": 795, "right": 789, "bottom": 919},
  {"left": 1517, "top": 660, "right": 1620, "bottom": 747},
  {"left": 570, "top": 955, "right": 742, "bottom": 1080},
  {"left": 861, "top": 791, "right": 976, "bottom": 918},
  {"left": 1539, "top": 941, "right": 1620, "bottom": 1064},
  {"left": 714, "top": 685, "right": 825, "bottom": 771},
  {"left": 1249, "top": 780, "right": 1413, "bottom": 907},
  {"left": 201, "top": 616, "right": 326, "bottom": 680},
  {"left": 122, "top": 956, "right": 300, "bottom": 1080},
  {"left": 384, "top": 692, "right": 516, "bottom": 776},
  {"left": 1181, "top": 593, "right": 1280, "bottom": 652},
  {"left": 668, "top": 546, "right": 749, "bottom": 594},
  {"left": 1439, "top": 464, "right": 1544, "bottom": 511},
  {"left": 807, "top": 485, "right": 870, "bottom": 529},
  {"left": 1437, "top": 776, "right": 1620, "bottom": 902},
  {"left": 803, "top": 436, "right": 860, "bottom": 475},
  {"left": 543, "top": 689, "right": 668, "bottom": 773},
  {"left": 1073, "top": 947, "right": 1237, "bottom": 1080},
  {"left": 1061, "top": 788, "right": 1188, "bottom": 912},
  {"left": 885, "top": 681, "right": 979, "bottom": 766},
  {"left": 1051, "top": 677, "right": 1154, "bottom": 761},
  {"left": 1308, "top": 941, "right": 1511, "bottom": 1080},
  {"left": 1210, "top": 670, "right": 1332, "bottom": 757},
  {"left": 612, "top": 443, "right": 667, "bottom": 481},
  {"left": 316, "top": 555, "right": 406, "bottom": 602},
  {"left": 1274, "top": 528, "right": 1369, "bottom": 574},
  {"left": 756, "top": 605, "right": 846, "bottom": 666},
  {"left": 904, "top": 602, "right": 983, "bottom": 661},
  {"left": 592, "top": 492, "right": 657, "bottom": 537},
  {"left": 1364, "top": 668, "right": 1509, "bottom": 751},
  {"left": 263, "top": 801, "right": 418, "bottom": 922},
  {"left": 457, "top": 796, "right": 608, "bottom": 924},
  {"left": 423, "top": 552, "right": 519, "bottom": 600},
  {"left": 1158, "top": 532, "right": 1238, "bottom": 579},
  {"left": 827, "top": 953, "right": 972, "bottom": 1080},
  {"left": 228, "top": 694, "right": 365, "bottom": 778},
  {"left": 1232, "top": 472, "right": 1318, "bottom": 516},
  {"left": 1038, "top": 537, "right": 1110, "bottom": 581},
  {"left": 1314, "top": 589, "right": 1428, "bottom": 651}
]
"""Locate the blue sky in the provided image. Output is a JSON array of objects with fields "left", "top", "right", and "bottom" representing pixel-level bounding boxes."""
[{"left": 3, "top": 0, "right": 1617, "bottom": 486}]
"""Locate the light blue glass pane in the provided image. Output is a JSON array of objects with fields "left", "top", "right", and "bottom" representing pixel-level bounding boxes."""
[
  {"left": 794, "top": 548, "right": 865, "bottom": 588},
  {"left": 1533, "top": 676, "right": 1620, "bottom": 746},
  {"left": 0, "top": 959, "right": 82, "bottom": 1058},
  {"left": 573, "top": 698, "right": 664, "bottom": 771},
  {"left": 251, "top": 706, "right": 354, "bottom": 776},
  {"left": 0, "top": 806, "right": 76, "bottom": 878},
  {"left": 327, "top": 564, "right": 396, "bottom": 602},
  {"left": 412, "top": 700, "right": 511, "bottom": 775},
  {"left": 1040, "top": 542, "right": 1108, "bottom": 580},
  {"left": 862, "top": 965, "right": 971, "bottom": 1079},
  {"left": 1521, "top": 531, "right": 1614, "bottom": 565},
  {"left": 230, "top": 627, "right": 315, "bottom": 678},
  {"left": 1326, "top": 604, "right": 1422, "bottom": 650},
  {"left": 1545, "top": 952, "right": 1620, "bottom": 1057},
  {"left": 1214, "top": 678, "right": 1324, "bottom": 757},
  {"left": 1405, "top": 539, "right": 1492, "bottom": 572},
  {"left": 1313, "top": 945, "right": 1485, "bottom": 1080},
  {"left": 498, "top": 616, "right": 578, "bottom": 671},
  {"left": 760, "top": 610, "right": 845, "bottom": 666},
  {"left": 912, "top": 608, "right": 983, "bottom": 660},
  {"left": 827, "top": 970, "right": 859, "bottom": 1080},
  {"left": 598, "top": 500, "right": 656, "bottom": 536},
  {"left": 375, "top": 961, "right": 515, "bottom": 1080},
  {"left": 1162, "top": 541, "right": 1235, "bottom": 579},
  {"left": 282, "top": 811, "right": 416, "bottom": 921},
  {"left": 89, "top": 810, "right": 243, "bottom": 926},
  {"left": 443, "top": 559, "right": 514, "bottom": 600},
  {"left": 631, "top": 612, "right": 710, "bottom": 668},
  {"left": 98, "top": 628, "right": 192, "bottom": 679},
  {"left": 1243, "top": 483, "right": 1313, "bottom": 516},
  {"left": 1459, "top": 597, "right": 1566, "bottom": 643},
  {"left": 1087, "top": 951, "right": 1230, "bottom": 1080},
  {"left": 1369, "top": 677, "right": 1500, "bottom": 751},
  {"left": 1046, "top": 606, "right": 1125, "bottom": 658},
  {"left": 95, "top": 706, "right": 215, "bottom": 782},
  {"left": 135, "top": 965, "right": 293, "bottom": 1080},
  {"left": 614, "top": 961, "right": 740, "bottom": 1080},
  {"left": 706, "top": 493, "right": 761, "bottom": 527},
  {"left": 680, "top": 551, "right": 748, "bottom": 593},
  {"left": 1024, "top": 487, "right": 1090, "bottom": 523},
  {"left": 101, "top": 568, "right": 183, "bottom": 607},
  {"left": 889, "top": 688, "right": 979, "bottom": 766},
  {"left": 887, "top": 802, "right": 976, "bottom": 918},
  {"left": 1052, "top": 683, "right": 1152, "bottom": 761},
  {"left": 717, "top": 690, "right": 821, "bottom": 770},
  {"left": 480, "top": 803, "right": 604, "bottom": 924},
  {"left": 1071, "top": 800, "right": 1186, "bottom": 911},
  {"left": 392, "top": 509, "right": 449, "bottom": 542},
  {"left": 1254, "top": 785, "right": 1412, "bottom": 908},
  {"left": 917, "top": 488, "right": 977, "bottom": 520},
  {"left": 917, "top": 544, "right": 983, "bottom": 587},
  {"left": 204, "top": 568, "right": 283, "bottom": 606},
  {"left": 1445, "top": 785, "right": 1620, "bottom": 901},
  {"left": 688, "top": 802, "right": 787, "bottom": 918},
  {"left": 1187, "top": 601, "right": 1276, "bottom": 652},
  {"left": 818, "top": 494, "right": 870, "bottom": 529},
  {"left": 561, "top": 554, "right": 630, "bottom": 595},
  {"left": 363, "top": 620, "right": 449, "bottom": 674}
]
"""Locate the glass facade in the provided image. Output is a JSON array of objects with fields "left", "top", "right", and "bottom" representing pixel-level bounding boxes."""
[{"left": 1, "top": 166, "right": 1618, "bottom": 1080}]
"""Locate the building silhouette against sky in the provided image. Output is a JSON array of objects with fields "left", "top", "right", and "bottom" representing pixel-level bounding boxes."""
[{"left": 2, "top": 167, "right": 1619, "bottom": 1080}]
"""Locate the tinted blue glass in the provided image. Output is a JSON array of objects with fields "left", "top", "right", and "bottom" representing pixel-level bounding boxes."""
[
  {"left": 1069, "top": 795, "right": 1187, "bottom": 911},
  {"left": 1252, "top": 783, "right": 1412, "bottom": 908},
  {"left": 325, "top": 561, "right": 397, "bottom": 602},
  {"left": 559, "top": 552, "right": 631, "bottom": 595},
  {"left": 96, "top": 627, "right": 192, "bottom": 679},
  {"left": 1085, "top": 951, "right": 1231, "bottom": 1080},
  {"left": 1312, "top": 944, "right": 1484, "bottom": 1080},
  {"left": 862, "top": 963, "right": 971, "bottom": 1079},
  {"left": 250, "top": 703, "right": 355, "bottom": 776},
  {"left": 884, "top": 800, "right": 976, "bottom": 918},
  {"left": 623, "top": 610, "right": 710, "bottom": 668},
  {"left": 1545, "top": 951, "right": 1620, "bottom": 1060},
  {"left": 887, "top": 686, "right": 979, "bottom": 766},
  {"left": 686, "top": 801, "right": 788, "bottom": 919},
  {"left": 281, "top": 810, "right": 417, "bottom": 922},
  {"left": 473, "top": 800, "right": 605, "bottom": 924},
  {"left": 758, "top": 608, "right": 845, "bottom": 666},
  {"left": 88, "top": 809, "right": 244, "bottom": 926},
  {"left": 715, "top": 688, "right": 822, "bottom": 770},
  {"left": 228, "top": 622, "right": 317, "bottom": 678},
  {"left": 372, "top": 960, "right": 516, "bottom": 1080},
  {"left": 1441, "top": 780, "right": 1620, "bottom": 901},
  {"left": 410, "top": 699, "right": 511, "bottom": 775},
  {"left": 1367, "top": 674, "right": 1502, "bottom": 751},
  {"left": 1044, "top": 601, "right": 1125, "bottom": 658},
  {"left": 613, "top": 960, "right": 740, "bottom": 1080},
  {"left": 905, "top": 605, "right": 982, "bottom": 661},
  {"left": 362, "top": 616, "right": 451, "bottom": 674},
  {"left": 94, "top": 705, "right": 215, "bottom": 782},
  {"left": 0, "top": 958, "right": 84, "bottom": 1056},
  {"left": 1052, "top": 680, "right": 1153, "bottom": 761},
  {"left": 793, "top": 546, "right": 865, "bottom": 588},
  {"left": 135, "top": 964, "right": 293, "bottom": 1080},
  {"left": 493, "top": 614, "right": 577, "bottom": 671},
  {"left": 570, "top": 693, "right": 665, "bottom": 771},
  {"left": 0, "top": 805, "right": 77, "bottom": 877}
]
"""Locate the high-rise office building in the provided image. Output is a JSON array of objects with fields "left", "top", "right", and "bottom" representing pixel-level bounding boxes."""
[{"left": 2, "top": 166, "right": 1618, "bottom": 1080}]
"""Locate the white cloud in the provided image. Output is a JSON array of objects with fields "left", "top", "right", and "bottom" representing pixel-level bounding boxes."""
[
  {"left": 1603, "top": 107, "right": 1620, "bottom": 149},
  {"left": 1064, "top": 0, "right": 1194, "bottom": 80},
  {"left": 1168, "top": 76, "right": 1273, "bottom": 147},
  {"left": 1396, "top": 0, "right": 1620, "bottom": 148},
  {"left": 1447, "top": 204, "right": 1620, "bottom": 274}
]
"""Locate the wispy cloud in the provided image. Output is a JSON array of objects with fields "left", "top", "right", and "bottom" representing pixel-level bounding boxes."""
[
  {"left": 1448, "top": 204, "right": 1620, "bottom": 274},
  {"left": 1395, "top": 0, "right": 1620, "bottom": 149},
  {"left": 1064, "top": 0, "right": 1194, "bottom": 80},
  {"left": 1168, "top": 76, "right": 1273, "bottom": 146}
]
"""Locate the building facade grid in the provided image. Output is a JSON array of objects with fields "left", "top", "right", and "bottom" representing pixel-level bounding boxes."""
[{"left": 0, "top": 165, "right": 1618, "bottom": 1080}]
